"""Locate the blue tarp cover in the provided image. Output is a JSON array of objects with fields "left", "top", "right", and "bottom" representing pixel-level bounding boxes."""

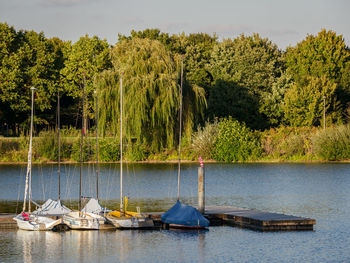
[{"left": 161, "top": 201, "right": 209, "bottom": 227}]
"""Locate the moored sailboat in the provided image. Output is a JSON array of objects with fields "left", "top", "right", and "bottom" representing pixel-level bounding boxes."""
[
  {"left": 62, "top": 74, "right": 106, "bottom": 230},
  {"left": 32, "top": 90, "right": 72, "bottom": 220},
  {"left": 14, "top": 87, "right": 61, "bottom": 231},
  {"left": 161, "top": 58, "right": 209, "bottom": 229},
  {"left": 106, "top": 74, "right": 154, "bottom": 229}
]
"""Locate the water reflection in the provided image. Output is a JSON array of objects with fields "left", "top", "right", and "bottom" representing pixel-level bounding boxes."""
[
  {"left": 16, "top": 230, "right": 61, "bottom": 263},
  {"left": 164, "top": 229, "right": 207, "bottom": 263},
  {"left": 1, "top": 163, "right": 350, "bottom": 262}
]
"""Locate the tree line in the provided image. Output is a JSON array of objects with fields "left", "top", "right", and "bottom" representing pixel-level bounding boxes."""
[{"left": 0, "top": 23, "right": 349, "bottom": 155}]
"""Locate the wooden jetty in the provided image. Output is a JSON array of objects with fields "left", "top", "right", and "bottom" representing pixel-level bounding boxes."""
[
  {"left": 145, "top": 206, "right": 315, "bottom": 231},
  {"left": 204, "top": 206, "right": 316, "bottom": 231},
  {"left": 0, "top": 214, "right": 16, "bottom": 229},
  {"left": 1, "top": 208, "right": 315, "bottom": 231}
]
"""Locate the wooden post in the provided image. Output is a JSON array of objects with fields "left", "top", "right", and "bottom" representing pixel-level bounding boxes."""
[{"left": 198, "top": 166, "right": 205, "bottom": 214}]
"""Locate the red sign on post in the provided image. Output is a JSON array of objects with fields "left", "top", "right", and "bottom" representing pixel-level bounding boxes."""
[{"left": 198, "top": 156, "right": 204, "bottom": 167}]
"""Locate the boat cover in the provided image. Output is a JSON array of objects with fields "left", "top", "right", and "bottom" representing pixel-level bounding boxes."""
[
  {"left": 81, "top": 198, "right": 110, "bottom": 214},
  {"left": 161, "top": 200, "right": 209, "bottom": 227},
  {"left": 33, "top": 199, "right": 71, "bottom": 216}
]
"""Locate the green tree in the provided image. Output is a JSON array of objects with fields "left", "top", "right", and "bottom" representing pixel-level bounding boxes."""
[
  {"left": 96, "top": 38, "right": 206, "bottom": 151},
  {"left": 285, "top": 29, "right": 350, "bottom": 121},
  {"left": 209, "top": 34, "right": 282, "bottom": 96},
  {"left": 60, "top": 35, "right": 111, "bottom": 114},
  {"left": 208, "top": 34, "right": 282, "bottom": 128},
  {"left": 286, "top": 29, "right": 349, "bottom": 84},
  {"left": 259, "top": 72, "right": 293, "bottom": 127},
  {"left": 119, "top": 29, "right": 216, "bottom": 95},
  {"left": 284, "top": 76, "right": 341, "bottom": 127},
  {"left": 0, "top": 24, "right": 65, "bottom": 133}
]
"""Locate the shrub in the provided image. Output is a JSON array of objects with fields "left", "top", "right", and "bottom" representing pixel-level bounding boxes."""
[
  {"left": 0, "top": 138, "right": 20, "bottom": 154},
  {"left": 192, "top": 119, "right": 219, "bottom": 160},
  {"left": 214, "top": 117, "right": 262, "bottom": 162},
  {"left": 126, "top": 141, "right": 147, "bottom": 161},
  {"left": 71, "top": 137, "right": 95, "bottom": 162},
  {"left": 261, "top": 126, "right": 315, "bottom": 159},
  {"left": 312, "top": 124, "right": 350, "bottom": 160},
  {"left": 33, "top": 130, "right": 73, "bottom": 161},
  {"left": 34, "top": 130, "right": 57, "bottom": 160},
  {"left": 99, "top": 138, "right": 120, "bottom": 162}
]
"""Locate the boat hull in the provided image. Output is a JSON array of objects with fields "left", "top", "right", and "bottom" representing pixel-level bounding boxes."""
[
  {"left": 63, "top": 212, "right": 106, "bottom": 230},
  {"left": 106, "top": 214, "right": 154, "bottom": 229},
  {"left": 14, "top": 215, "right": 61, "bottom": 231}
]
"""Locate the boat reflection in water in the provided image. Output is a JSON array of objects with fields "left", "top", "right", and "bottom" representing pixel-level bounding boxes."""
[
  {"left": 16, "top": 230, "right": 61, "bottom": 263},
  {"left": 13, "top": 227, "right": 207, "bottom": 263}
]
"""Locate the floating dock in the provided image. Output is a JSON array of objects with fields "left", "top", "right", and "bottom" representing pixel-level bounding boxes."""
[
  {"left": 204, "top": 206, "right": 316, "bottom": 231},
  {"left": 0, "top": 214, "right": 16, "bottom": 229},
  {"left": 1, "top": 207, "right": 316, "bottom": 231},
  {"left": 146, "top": 206, "right": 315, "bottom": 231}
]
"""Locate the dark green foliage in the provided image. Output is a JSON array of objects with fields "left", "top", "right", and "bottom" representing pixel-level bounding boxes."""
[
  {"left": 71, "top": 137, "right": 95, "bottom": 162},
  {"left": 259, "top": 73, "right": 292, "bottom": 127},
  {"left": 208, "top": 34, "right": 283, "bottom": 129},
  {"left": 34, "top": 130, "right": 57, "bottom": 160},
  {"left": 207, "top": 79, "right": 266, "bottom": 129},
  {"left": 312, "top": 124, "right": 350, "bottom": 161},
  {"left": 126, "top": 141, "right": 147, "bottom": 161},
  {"left": 214, "top": 117, "right": 262, "bottom": 162},
  {"left": 1, "top": 23, "right": 350, "bottom": 161},
  {"left": 0, "top": 23, "right": 66, "bottom": 135},
  {"left": 99, "top": 138, "right": 120, "bottom": 162},
  {"left": 34, "top": 130, "right": 72, "bottom": 161}
]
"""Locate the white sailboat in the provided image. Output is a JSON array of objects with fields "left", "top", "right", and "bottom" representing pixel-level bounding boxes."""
[
  {"left": 14, "top": 87, "right": 61, "bottom": 231},
  {"left": 81, "top": 90, "right": 110, "bottom": 217},
  {"left": 106, "top": 75, "right": 154, "bottom": 229},
  {"left": 32, "top": 90, "right": 72, "bottom": 220},
  {"left": 63, "top": 75, "right": 106, "bottom": 230}
]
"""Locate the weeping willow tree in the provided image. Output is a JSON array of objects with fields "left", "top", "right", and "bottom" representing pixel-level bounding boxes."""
[{"left": 95, "top": 38, "right": 206, "bottom": 152}]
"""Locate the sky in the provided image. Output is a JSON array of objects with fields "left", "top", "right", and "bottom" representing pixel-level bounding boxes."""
[{"left": 1, "top": 0, "right": 349, "bottom": 50}]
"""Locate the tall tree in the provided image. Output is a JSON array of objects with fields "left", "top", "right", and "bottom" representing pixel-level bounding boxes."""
[
  {"left": 285, "top": 29, "right": 350, "bottom": 122},
  {"left": 0, "top": 24, "right": 65, "bottom": 133},
  {"left": 284, "top": 76, "right": 342, "bottom": 127},
  {"left": 96, "top": 38, "right": 206, "bottom": 151},
  {"left": 60, "top": 35, "right": 112, "bottom": 122},
  {"left": 259, "top": 72, "right": 293, "bottom": 127},
  {"left": 208, "top": 34, "right": 282, "bottom": 129},
  {"left": 285, "top": 29, "right": 349, "bottom": 84}
]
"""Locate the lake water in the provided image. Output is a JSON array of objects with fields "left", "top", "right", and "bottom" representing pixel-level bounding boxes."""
[{"left": 0, "top": 163, "right": 350, "bottom": 262}]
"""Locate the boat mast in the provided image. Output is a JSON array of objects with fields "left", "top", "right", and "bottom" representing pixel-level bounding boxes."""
[
  {"left": 58, "top": 90, "right": 61, "bottom": 200},
  {"left": 23, "top": 87, "right": 35, "bottom": 212},
  {"left": 95, "top": 90, "right": 99, "bottom": 200},
  {"left": 177, "top": 57, "right": 183, "bottom": 201},
  {"left": 120, "top": 74, "right": 123, "bottom": 213},
  {"left": 79, "top": 74, "right": 85, "bottom": 211}
]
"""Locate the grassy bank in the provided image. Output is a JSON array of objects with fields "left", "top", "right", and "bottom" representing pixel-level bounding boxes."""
[{"left": 0, "top": 123, "right": 349, "bottom": 163}]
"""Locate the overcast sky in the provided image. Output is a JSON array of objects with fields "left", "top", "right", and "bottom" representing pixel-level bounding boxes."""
[{"left": 1, "top": 0, "right": 349, "bottom": 49}]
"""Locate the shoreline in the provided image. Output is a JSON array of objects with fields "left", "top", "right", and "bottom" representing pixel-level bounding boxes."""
[{"left": 0, "top": 159, "right": 349, "bottom": 165}]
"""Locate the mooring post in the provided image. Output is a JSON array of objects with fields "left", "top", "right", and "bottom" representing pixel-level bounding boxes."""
[{"left": 198, "top": 158, "right": 205, "bottom": 214}]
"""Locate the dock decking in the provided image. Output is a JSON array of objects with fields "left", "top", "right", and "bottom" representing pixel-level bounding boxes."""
[
  {"left": 204, "top": 206, "right": 316, "bottom": 231},
  {"left": 1, "top": 207, "right": 316, "bottom": 231}
]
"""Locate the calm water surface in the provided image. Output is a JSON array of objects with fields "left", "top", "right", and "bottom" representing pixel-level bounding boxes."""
[{"left": 0, "top": 163, "right": 350, "bottom": 262}]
